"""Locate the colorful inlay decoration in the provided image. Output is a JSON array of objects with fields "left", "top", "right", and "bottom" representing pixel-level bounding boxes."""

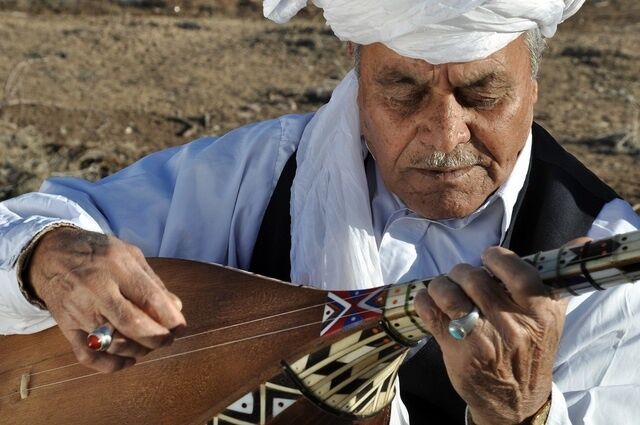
[{"left": 321, "top": 288, "right": 387, "bottom": 336}]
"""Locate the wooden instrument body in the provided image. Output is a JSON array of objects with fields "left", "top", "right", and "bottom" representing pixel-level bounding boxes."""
[
  {"left": 0, "top": 259, "right": 395, "bottom": 425},
  {"left": 3, "top": 230, "right": 639, "bottom": 424}
]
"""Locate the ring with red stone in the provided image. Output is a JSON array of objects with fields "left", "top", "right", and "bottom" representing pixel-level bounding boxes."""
[{"left": 87, "top": 324, "right": 114, "bottom": 352}]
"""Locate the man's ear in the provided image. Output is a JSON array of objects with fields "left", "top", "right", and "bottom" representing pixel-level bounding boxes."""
[{"left": 532, "top": 79, "right": 539, "bottom": 104}]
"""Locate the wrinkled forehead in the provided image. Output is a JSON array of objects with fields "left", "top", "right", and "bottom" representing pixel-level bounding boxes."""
[{"left": 360, "top": 36, "right": 531, "bottom": 87}]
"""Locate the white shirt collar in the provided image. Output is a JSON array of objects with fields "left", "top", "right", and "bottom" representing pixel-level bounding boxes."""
[{"left": 495, "top": 130, "right": 533, "bottom": 243}]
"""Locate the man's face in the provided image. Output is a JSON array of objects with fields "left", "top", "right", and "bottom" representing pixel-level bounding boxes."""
[{"left": 357, "top": 36, "right": 538, "bottom": 219}]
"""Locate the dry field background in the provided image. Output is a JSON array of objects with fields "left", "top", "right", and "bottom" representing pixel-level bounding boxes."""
[{"left": 0, "top": 0, "right": 638, "bottom": 208}]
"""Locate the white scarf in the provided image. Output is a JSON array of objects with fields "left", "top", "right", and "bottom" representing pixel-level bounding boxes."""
[{"left": 290, "top": 70, "right": 383, "bottom": 290}]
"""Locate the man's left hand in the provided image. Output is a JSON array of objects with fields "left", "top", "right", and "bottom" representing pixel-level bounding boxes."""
[{"left": 414, "top": 244, "right": 575, "bottom": 425}]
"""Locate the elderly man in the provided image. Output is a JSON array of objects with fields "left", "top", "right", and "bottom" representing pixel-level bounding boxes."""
[{"left": 1, "top": 1, "right": 639, "bottom": 424}]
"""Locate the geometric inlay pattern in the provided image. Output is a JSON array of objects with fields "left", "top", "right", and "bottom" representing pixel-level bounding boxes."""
[
  {"left": 207, "top": 373, "right": 302, "bottom": 425},
  {"left": 320, "top": 288, "right": 387, "bottom": 337},
  {"left": 286, "top": 325, "right": 407, "bottom": 417},
  {"left": 382, "top": 280, "right": 430, "bottom": 345},
  {"left": 522, "top": 231, "right": 640, "bottom": 296}
]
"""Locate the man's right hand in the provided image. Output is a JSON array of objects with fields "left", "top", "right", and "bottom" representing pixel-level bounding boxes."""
[{"left": 26, "top": 227, "right": 186, "bottom": 373}]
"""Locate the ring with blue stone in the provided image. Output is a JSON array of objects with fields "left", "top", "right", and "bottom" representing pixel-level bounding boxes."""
[{"left": 448, "top": 306, "right": 480, "bottom": 340}]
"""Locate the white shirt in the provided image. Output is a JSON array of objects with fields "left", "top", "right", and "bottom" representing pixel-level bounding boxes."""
[{"left": 1, "top": 113, "right": 639, "bottom": 424}]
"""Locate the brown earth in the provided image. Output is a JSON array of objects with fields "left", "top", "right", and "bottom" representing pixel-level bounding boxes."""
[{"left": 0, "top": 0, "right": 639, "bottom": 210}]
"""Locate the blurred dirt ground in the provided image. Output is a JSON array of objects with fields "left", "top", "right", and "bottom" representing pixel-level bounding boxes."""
[{"left": 0, "top": 0, "right": 638, "bottom": 208}]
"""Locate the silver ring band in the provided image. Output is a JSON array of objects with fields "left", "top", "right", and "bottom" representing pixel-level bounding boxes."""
[
  {"left": 448, "top": 306, "right": 480, "bottom": 340},
  {"left": 87, "top": 324, "right": 114, "bottom": 352}
]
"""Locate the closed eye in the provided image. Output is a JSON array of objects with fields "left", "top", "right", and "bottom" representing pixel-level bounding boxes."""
[
  {"left": 454, "top": 72, "right": 511, "bottom": 110},
  {"left": 455, "top": 93, "right": 502, "bottom": 109},
  {"left": 384, "top": 90, "right": 428, "bottom": 114}
]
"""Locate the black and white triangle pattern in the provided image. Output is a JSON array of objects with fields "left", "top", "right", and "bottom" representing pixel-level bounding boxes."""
[
  {"left": 207, "top": 373, "right": 302, "bottom": 425},
  {"left": 287, "top": 325, "right": 407, "bottom": 417}
]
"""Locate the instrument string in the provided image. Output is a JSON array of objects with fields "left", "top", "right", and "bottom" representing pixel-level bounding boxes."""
[
  {"left": 26, "top": 290, "right": 373, "bottom": 378},
  {"left": 25, "top": 294, "right": 355, "bottom": 379},
  {"left": 3, "top": 242, "right": 637, "bottom": 402},
  {"left": 0, "top": 296, "right": 385, "bottom": 400}
]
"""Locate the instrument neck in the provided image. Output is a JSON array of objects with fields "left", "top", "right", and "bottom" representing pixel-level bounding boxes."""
[
  {"left": 524, "top": 230, "right": 640, "bottom": 298},
  {"left": 380, "top": 230, "right": 640, "bottom": 345}
]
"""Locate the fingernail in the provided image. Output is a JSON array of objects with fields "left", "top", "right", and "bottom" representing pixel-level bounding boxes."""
[{"left": 171, "top": 295, "right": 183, "bottom": 311}]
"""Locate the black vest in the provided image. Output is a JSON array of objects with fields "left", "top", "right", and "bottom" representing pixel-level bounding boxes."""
[{"left": 249, "top": 123, "right": 619, "bottom": 424}]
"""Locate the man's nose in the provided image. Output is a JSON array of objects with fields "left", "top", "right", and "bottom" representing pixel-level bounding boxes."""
[{"left": 417, "top": 95, "right": 471, "bottom": 152}]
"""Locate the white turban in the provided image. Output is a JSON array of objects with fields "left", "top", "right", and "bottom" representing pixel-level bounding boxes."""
[{"left": 263, "top": 0, "right": 584, "bottom": 63}]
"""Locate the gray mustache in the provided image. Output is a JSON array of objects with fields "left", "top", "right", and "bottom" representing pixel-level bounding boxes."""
[{"left": 411, "top": 150, "right": 482, "bottom": 169}]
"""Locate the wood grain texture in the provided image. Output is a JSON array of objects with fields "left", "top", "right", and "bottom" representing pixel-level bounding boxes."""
[{"left": 0, "top": 259, "right": 388, "bottom": 425}]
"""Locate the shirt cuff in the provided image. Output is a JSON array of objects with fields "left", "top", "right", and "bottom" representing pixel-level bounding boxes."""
[
  {"left": 0, "top": 218, "right": 78, "bottom": 323},
  {"left": 545, "top": 382, "right": 572, "bottom": 425}
]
